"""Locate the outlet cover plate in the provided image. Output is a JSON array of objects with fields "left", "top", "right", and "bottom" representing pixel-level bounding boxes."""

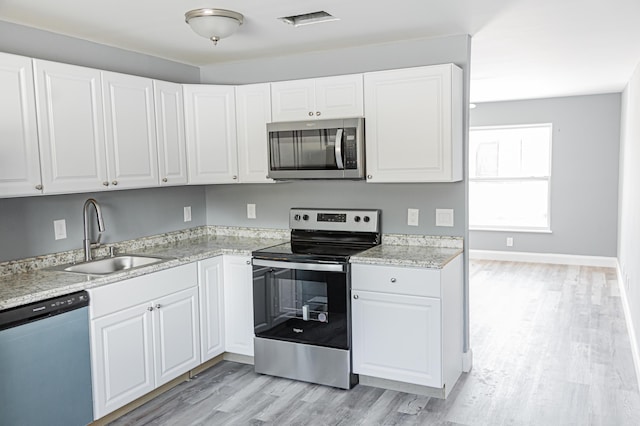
[
  {"left": 184, "top": 206, "right": 192, "bottom": 222},
  {"left": 435, "top": 209, "right": 454, "bottom": 227},
  {"left": 407, "top": 208, "right": 419, "bottom": 226},
  {"left": 247, "top": 204, "right": 256, "bottom": 219},
  {"left": 54, "top": 219, "right": 67, "bottom": 240}
]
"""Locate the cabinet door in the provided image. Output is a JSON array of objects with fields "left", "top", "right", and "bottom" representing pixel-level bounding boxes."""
[
  {"left": 184, "top": 85, "right": 238, "bottom": 184},
  {"left": 34, "top": 59, "right": 108, "bottom": 194},
  {"left": 235, "top": 84, "right": 273, "bottom": 183},
  {"left": 364, "top": 64, "right": 462, "bottom": 182},
  {"left": 314, "top": 74, "right": 364, "bottom": 119},
  {"left": 0, "top": 53, "right": 42, "bottom": 197},
  {"left": 198, "top": 257, "right": 225, "bottom": 362},
  {"left": 153, "top": 287, "right": 200, "bottom": 387},
  {"left": 91, "top": 303, "right": 154, "bottom": 419},
  {"left": 223, "top": 255, "right": 254, "bottom": 356},
  {"left": 270, "top": 79, "right": 315, "bottom": 122},
  {"left": 154, "top": 80, "right": 188, "bottom": 186},
  {"left": 103, "top": 71, "right": 159, "bottom": 189},
  {"left": 352, "top": 290, "right": 442, "bottom": 387}
]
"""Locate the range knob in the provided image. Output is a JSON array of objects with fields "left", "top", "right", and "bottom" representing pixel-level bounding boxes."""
[
  {"left": 363, "top": 216, "right": 370, "bottom": 223},
  {"left": 294, "top": 214, "right": 301, "bottom": 221},
  {"left": 354, "top": 216, "right": 361, "bottom": 222},
  {"left": 303, "top": 214, "right": 310, "bottom": 221}
]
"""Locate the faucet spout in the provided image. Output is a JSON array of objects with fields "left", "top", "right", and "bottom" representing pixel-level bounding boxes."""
[{"left": 83, "top": 198, "right": 105, "bottom": 262}]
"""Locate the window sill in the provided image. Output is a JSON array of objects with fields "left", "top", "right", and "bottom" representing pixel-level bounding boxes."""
[{"left": 469, "top": 227, "right": 552, "bottom": 234}]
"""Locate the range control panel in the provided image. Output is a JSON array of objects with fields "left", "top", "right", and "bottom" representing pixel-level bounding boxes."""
[{"left": 290, "top": 208, "right": 380, "bottom": 233}]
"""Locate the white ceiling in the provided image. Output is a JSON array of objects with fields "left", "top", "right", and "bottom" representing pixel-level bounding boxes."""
[{"left": 1, "top": 0, "right": 640, "bottom": 103}]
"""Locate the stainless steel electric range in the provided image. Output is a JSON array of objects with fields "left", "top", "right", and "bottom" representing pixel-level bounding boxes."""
[{"left": 252, "top": 208, "right": 381, "bottom": 389}]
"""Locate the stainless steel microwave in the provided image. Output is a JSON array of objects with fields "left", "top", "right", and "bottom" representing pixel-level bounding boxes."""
[{"left": 267, "top": 117, "right": 365, "bottom": 180}]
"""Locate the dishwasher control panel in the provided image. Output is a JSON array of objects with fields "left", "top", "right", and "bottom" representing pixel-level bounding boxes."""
[{"left": 0, "top": 291, "right": 90, "bottom": 331}]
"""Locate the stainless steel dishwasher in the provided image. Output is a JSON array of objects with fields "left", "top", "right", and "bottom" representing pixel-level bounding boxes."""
[{"left": 0, "top": 291, "right": 94, "bottom": 426}]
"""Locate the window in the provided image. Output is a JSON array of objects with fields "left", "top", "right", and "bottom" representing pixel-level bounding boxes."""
[{"left": 469, "top": 124, "right": 552, "bottom": 231}]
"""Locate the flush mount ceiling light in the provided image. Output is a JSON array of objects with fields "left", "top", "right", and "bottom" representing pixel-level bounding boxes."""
[
  {"left": 185, "top": 8, "right": 244, "bottom": 46},
  {"left": 278, "top": 11, "right": 339, "bottom": 27}
]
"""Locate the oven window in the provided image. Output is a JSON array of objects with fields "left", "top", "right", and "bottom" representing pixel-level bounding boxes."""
[{"left": 253, "top": 266, "right": 348, "bottom": 349}]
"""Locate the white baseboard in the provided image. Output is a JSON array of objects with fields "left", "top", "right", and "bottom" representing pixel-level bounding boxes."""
[
  {"left": 617, "top": 261, "right": 640, "bottom": 395},
  {"left": 469, "top": 249, "right": 617, "bottom": 268}
]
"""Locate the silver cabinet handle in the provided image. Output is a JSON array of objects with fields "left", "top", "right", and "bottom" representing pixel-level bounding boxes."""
[
  {"left": 246, "top": 260, "right": 251, "bottom": 265},
  {"left": 162, "top": 178, "right": 168, "bottom": 182},
  {"left": 353, "top": 294, "right": 359, "bottom": 299},
  {"left": 35, "top": 184, "right": 43, "bottom": 190},
  {"left": 147, "top": 306, "right": 154, "bottom": 312},
  {"left": 316, "top": 111, "right": 321, "bottom": 116},
  {"left": 155, "top": 304, "right": 161, "bottom": 309},
  {"left": 233, "top": 175, "right": 238, "bottom": 180},
  {"left": 308, "top": 111, "right": 314, "bottom": 116},
  {"left": 367, "top": 174, "right": 373, "bottom": 179},
  {"left": 390, "top": 278, "right": 397, "bottom": 283},
  {"left": 112, "top": 181, "right": 118, "bottom": 186},
  {"left": 103, "top": 181, "right": 109, "bottom": 186}
]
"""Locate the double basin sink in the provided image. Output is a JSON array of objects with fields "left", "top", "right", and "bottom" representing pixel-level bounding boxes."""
[{"left": 54, "top": 255, "right": 170, "bottom": 276}]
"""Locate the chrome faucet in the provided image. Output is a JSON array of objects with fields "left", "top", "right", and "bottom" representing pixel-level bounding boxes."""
[{"left": 83, "top": 198, "right": 105, "bottom": 262}]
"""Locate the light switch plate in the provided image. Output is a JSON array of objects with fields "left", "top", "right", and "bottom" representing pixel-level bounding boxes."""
[
  {"left": 184, "top": 206, "right": 192, "bottom": 222},
  {"left": 407, "top": 208, "right": 419, "bottom": 226},
  {"left": 247, "top": 203, "right": 256, "bottom": 219},
  {"left": 54, "top": 219, "right": 67, "bottom": 240},
  {"left": 506, "top": 237, "right": 514, "bottom": 247},
  {"left": 435, "top": 209, "right": 454, "bottom": 227}
]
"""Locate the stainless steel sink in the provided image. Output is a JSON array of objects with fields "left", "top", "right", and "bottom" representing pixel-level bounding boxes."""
[{"left": 59, "top": 255, "right": 168, "bottom": 275}]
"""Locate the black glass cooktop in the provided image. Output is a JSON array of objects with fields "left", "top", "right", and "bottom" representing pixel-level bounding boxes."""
[{"left": 253, "top": 241, "right": 369, "bottom": 262}]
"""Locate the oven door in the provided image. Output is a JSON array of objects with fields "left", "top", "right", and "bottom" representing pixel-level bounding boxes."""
[{"left": 252, "top": 259, "right": 349, "bottom": 350}]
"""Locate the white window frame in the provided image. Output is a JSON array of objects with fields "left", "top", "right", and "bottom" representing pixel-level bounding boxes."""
[{"left": 469, "top": 123, "right": 553, "bottom": 233}]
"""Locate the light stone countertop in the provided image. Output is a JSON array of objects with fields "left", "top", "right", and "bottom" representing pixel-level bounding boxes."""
[
  {"left": 0, "top": 228, "right": 464, "bottom": 310},
  {"left": 0, "top": 234, "right": 286, "bottom": 310}
]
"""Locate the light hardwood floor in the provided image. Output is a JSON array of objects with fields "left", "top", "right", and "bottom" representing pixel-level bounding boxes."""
[{"left": 110, "top": 260, "right": 640, "bottom": 425}]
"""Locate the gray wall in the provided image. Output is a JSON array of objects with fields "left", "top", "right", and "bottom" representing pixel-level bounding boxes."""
[
  {"left": 0, "top": 186, "right": 206, "bottom": 262},
  {"left": 469, "top": 94, "right": 621, "bottom": 257},
  {"left": 0, "top": 20, "right": 200, "bottom": 83},
  {"left": 619, "top": 61, "right": 640, "bottom": 377},
  {"left": 207, "top": 181, "right": 465, "bottom": 236}
]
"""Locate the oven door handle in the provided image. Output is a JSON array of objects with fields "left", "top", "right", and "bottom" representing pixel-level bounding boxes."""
[
  {"left": 334, "top": 128, "right": 344, "bottom": 170},
  {"left": 252, "top": 259, "right": 345, "bottom": 272}
]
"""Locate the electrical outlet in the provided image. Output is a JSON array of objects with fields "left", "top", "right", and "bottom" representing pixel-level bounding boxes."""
[
  {"left": 54, "top": 219, "right": 67, "bottom": 240},
  {"left": 184, "top": 206, "right": 192, "bottom": 222},
  {"left": 435, "top": 209, "right": 454, "bottom": 227},
  {"left": 506, "top": 237, "right": 514, "bottom": 247},
  {"left": 247, "top": 203, "right": 256, "bottom": 219},
  {"left": 407, "top": 208, "right": 419, "bottom": 226}
]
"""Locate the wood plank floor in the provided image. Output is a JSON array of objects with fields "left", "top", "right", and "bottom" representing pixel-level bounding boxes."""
[{"left": 110, "top": 260, "right": 640, "bottom": 425}]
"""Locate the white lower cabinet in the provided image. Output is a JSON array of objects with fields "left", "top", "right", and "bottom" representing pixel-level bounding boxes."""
[
  {"left": 351, "top": 254, "right": 463, "bottom": 396},
  {"left": 223, "top": 255, "right": 255, "bottom": 356},
  {"left": 198, "top": 257, "right": 225, "bottom": 362},
  {"left": 88, "top": 264, "right": 200, "bottom": 419}
]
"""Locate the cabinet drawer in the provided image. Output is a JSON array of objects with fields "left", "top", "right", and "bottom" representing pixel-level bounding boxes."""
[
  {"left": 89, "top": 263, "right": 197, "bottom": 318},
  {"left": 351, "top": 264, "right": 440, "bottom": 297}
]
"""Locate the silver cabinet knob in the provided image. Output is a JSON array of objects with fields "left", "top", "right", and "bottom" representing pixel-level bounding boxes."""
[
  {"left": 367, "top": 174, "right": 373, "bottom": 179},
  {"left": 35, "top": 184, "right": 43, "bottom": 190},
  {"left": 390, "top": 278, "right": 397, "bottom": 283},
  {"left": 162, "top": 178, "right": 168, "bottom": 183},
  {"left": 155, "top": 304, "right": 161, "bottom": 310},
  {"left": 103, "top": 181, "right": 109, "bottom": 186},
  {"left": 316, "top": 111, "right": 321, "bottom": 116},
  {"left": 246, "top": 260, "right": 251, "bottom": 265},
  {"left": 353, "top": 294, "right": 359, "bottom": 299},
  {"left": 112, "top": 180, "right": 118, "bottom": 186},
  {"left": 147, "top": 306, "right": 154, "bottom": 312},
  {"left": 308, "top": 111, "right": 314, "bottom": 116}
]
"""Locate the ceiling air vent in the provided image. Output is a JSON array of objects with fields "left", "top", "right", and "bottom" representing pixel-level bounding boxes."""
[{"left": 278, "top": 11, "right": 340, "bottom": 27}]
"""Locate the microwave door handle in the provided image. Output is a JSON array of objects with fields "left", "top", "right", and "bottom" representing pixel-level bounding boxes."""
[{"left": 334, "top": 128, "right": 344, "bottom": 169}]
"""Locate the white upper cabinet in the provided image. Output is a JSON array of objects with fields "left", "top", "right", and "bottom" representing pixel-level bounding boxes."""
[
  {"left": 235, "top": 83, "right": 273, "bottom": 183},
  {"left": 153, "top": 80, "right": 188, "bottom": 186},
  {"left": 183, "top": 85, "right": 238, "bottom": 184},
  {"left": 364, "top": 64, "right": 463, "bottom": 183},
  {"left": 0, "top": 53, "right": 42, "bottom": 197},
  {"left": 271, "top": 74, "right": 364, "bottom": 122},
  {"left": 34, "top": 59, "right": 109, "bottom": 194},
  {"left": 102, "top": 71, "right": 159, "bottom": 189}
]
